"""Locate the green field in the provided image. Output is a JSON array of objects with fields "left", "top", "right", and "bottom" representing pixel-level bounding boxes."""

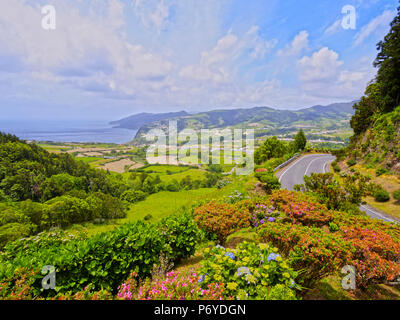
[
  {"left": 142, "top": 165, "right": 190, "bottom": 174},
  {"left": 75, "top": 156, "right": 103, "bottom": 164}
]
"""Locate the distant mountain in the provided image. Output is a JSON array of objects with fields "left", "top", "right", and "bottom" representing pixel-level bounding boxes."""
[
  {"left": 111, "top": 101, "right": 357, "bottom": 144},
  {"left": 110, "top": 111, "right": 189, "bottom": 130}
]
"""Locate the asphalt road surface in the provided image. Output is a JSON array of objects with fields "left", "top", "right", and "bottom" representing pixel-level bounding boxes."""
[
  {"left": 276, "top": 154, "right": 336, "bottom": 190},
  {"left": 276, "top": 154, "right": 399, "bottom": 224}
]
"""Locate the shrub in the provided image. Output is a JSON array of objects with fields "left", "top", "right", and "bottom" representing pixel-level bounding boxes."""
[
  {"left": 393, "top": 190, "right": 400, "bottom": 202},
  {"left": 332, "top": 163, "right": 341, "bottom": 173},
  {"left": 0, "top": 268, "right": 39, "bottom": 300},
  {"left": 51, "top": 284, "right": 113, "bottom": 300},
  {"left": 376, "top": 168, "right": 389, "bottom": 176},
  {"left": 198, "top": 242, "right": 298, "bottom": 300},
  {"left": 117, "top": 271, "right": 225, "bottom": 300},
  {"left": 374, "top": 189, "right": 390, "bottom": 202},
  {"left": 269, "top": 190, "right": 334, "bottom": 227},
  {"left": 193, "top": 202, "right": 251, "bottom": 244},
  {"left": 159, "top": 213, "right": 200, "bottom": 263},
  {"left": 341, "top": 226, "right": 400, "bottom": 288},
  {"left": 347, "top": 159, "right": 357, "bottom": 167},
  {"left": 0, "top": 214, "right": 198, "bottom": 297},
  {"left": 120, "top": 190, "right": 147, "bottom": 203},
  {"left": 257, "top": 223, "right": 354, "bottom": 286},
  {"left": 255, "top": 173, "right": 281, "bottom": 194}
]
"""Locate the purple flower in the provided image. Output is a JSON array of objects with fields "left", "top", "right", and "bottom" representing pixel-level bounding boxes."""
[
  {"left": 260, "top": 219, "right": 265, "bottom": 225},
  {"left": 268, "top": 217, "right": 276, "bottom": 222}
]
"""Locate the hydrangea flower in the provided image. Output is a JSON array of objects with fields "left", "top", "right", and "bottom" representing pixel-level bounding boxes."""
[
  {"left": 267, "top": 253, "right": 280, "bottom": 262},
  {"left": 245, "top": 273, "right": 257, "bottom": 284},
  {"left": 260, "top": 219, "right": 265, "bottom": 225},
  {"left": 224, "top": 252, "right": 236, "bottom": 260},
  {"left": 198, "top": 273, "right": 208, "bottom": 283},
  {"left": 215, "top": 245, "right": 225, "bottom": 250},
  {"left": 236, "top": 267, "right": 251, "bottom": 277},
  {"left": 268, "top": 217, "right": 276, "bottom": 222}
]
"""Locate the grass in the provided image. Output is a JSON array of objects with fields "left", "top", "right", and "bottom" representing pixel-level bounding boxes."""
[
  {"left": 67, "top": 175, "right": 251, "bottom": 237},
  {"left": 352, "top": 164, "right": 400, "bottom": 218},
  {"left": 153, "top": 169, "right": 207, "bottom": 183},
  {"left": 122, "top": 188, "right": 226, "bottom": 223},
  {"left": 75, "top": 157, "right": 103, "bottom": 164},
  {"left": 142, "top": 165, "right": 190, "bottom": 174}
]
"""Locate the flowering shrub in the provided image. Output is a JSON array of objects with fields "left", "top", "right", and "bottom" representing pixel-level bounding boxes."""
[
  {"left": 225, "top": 190, "right": 248, "bottom": 204},
  {"left": 117, "top": 271, "right": 225, "bottom": 300},
  {"left": 0, "top": 214, "right": 199, "bottom": 297},
  {"left": 269, "top": 190, "right": 334, "bottom": 227},
  {"left": 341, "top": 226, "right": 400, "bottom": 288},
  {"left": 51, "top": 284, "right": 113, "bottom": 300},
  {"left": 0, "top": 268, "right": 39, "bottom": 300},
  {"left": 193, "top": 202, "right": 251, "bottom": 244},
  {"left": 258, "top": 223, "right": 354, "bottom": 286},
  {"left": 250, "top": 204, "right": 281, "bottom": 227},
  {"left": 198, "top": 242, "right": 298, "bottom": 300}
]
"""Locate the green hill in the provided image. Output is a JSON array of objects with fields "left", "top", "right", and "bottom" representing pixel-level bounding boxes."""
[
  {"left": 114, "top": 102, "right": 356, "bottom": 145},
  {"left": 347, "top": 5, "right": 400, "bottom": 175}
]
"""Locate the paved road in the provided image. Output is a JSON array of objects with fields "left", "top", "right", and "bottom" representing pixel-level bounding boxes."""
[
  {"left": 276, "top": 154, "right": 336, "bottom": 190},
  {"left": 275, "top": 154, "right": 399, "bottom": 224}
]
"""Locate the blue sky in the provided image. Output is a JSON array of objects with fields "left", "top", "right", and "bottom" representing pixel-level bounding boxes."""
[{"left": 0, "top": 0, "right": 398, "bottom": 121}]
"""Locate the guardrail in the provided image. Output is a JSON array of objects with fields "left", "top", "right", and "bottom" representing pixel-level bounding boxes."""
[{"left": 273, "top": 153, "right": 301, "bottom": 172}]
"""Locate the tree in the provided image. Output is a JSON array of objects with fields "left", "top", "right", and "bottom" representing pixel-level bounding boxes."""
[
  {"left": 254, "top": 137, "right": 287, "bottom": 164},
  {"left": 293, "top": 129, "right": 307, "bottom": 152},
  {"left": 374, "top": 3, "right": 400, "bottom": 112}
]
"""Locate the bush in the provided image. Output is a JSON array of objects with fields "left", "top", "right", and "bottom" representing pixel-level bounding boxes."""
[
  {"left": 393, "top": 190, "right": 400, "bottom": 202},
  {"left": 159, "top": 213, "right": 200, "bottom": 263},
  {"left": 193, "top": 202, "right": 251, "bottom": 244},
  {"left": 374, "top": 189, "right": 390, "bottom": 202},
  {"left": 198, "top": 242, "right": 298, "bottom": 300},
  {"left": 120, "top": 190, "right": 147, "bottom": 203},
  {"left": 347, "top": 159, "right": 357, "bottom": 167},
  {"left": 376, "top": 168, "right": 389, "bottom": 176},
  {"left": 0, "top": 214, "right": 199, "bottom": 297},
  {"left": 257, "top": 223, "right": 353, "bottom": 287},
  {"left": 255, "top": 173, "right": 281, "bottom": 194},
  {"left": 332, "top": 163, "right": 341, "bottom": 173},
  {"left": 117, "top": 271, "right": 225, "bottom": 300}
]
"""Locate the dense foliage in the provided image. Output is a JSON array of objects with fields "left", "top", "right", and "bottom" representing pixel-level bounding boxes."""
[
  {"left": 0, "top": 213, "right": 199, "bottom": 298},
  {"left": 193, "top": 202, "right": 251, "bottom": 243},
  {"left": 349, "top": 3, "right": 400, "bottom": 172},
  {"left": 198, "top": 242, "right": 298, "bottom": 300}
]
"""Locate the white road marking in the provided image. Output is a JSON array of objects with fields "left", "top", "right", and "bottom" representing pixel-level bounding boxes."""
[
  {"left": 360, "top": 205, "right": 398, "bottom": 224},
  {"left": 305, "top": 157, "right": 323, "bottom": 176},
  {"left": 278, "top": 154, "right": 320, "bottom": 183}
]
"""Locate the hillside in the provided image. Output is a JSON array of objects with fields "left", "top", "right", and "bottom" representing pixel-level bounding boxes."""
[
  {"left": 110, "top": 111, "right": 189, "bottom": 130},
  {"left": 349, "top": 107, "right": 400, "bottom": 175},
  {"left": 114, "top": 102, "right": 356, "bottom": 145},
  {"left": 347, "top": 5, "right": 400, "bottom": 176}
]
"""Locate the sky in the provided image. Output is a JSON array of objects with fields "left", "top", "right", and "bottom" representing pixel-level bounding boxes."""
[{"left": 0, "top": 0, "right": 398, "bottom": 121}]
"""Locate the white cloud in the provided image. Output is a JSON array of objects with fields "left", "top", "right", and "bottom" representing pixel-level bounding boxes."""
[
  {"left": 0, "top": 0, "right": 173, "bottom": 97},
  {"left": 324, "top": 19, "right": 342, "bottom": 35},
  {"left": 354, "top": 10, "right": 396, "bottom": 46},
  {"left": 133, "top": 0, "right": 171, "bottom": 34},
  {"left": 278, "top": 31, "right": 309, "bottom": 56},
  {"left": 298, "top": 47, "right": 343, "bottom": 83},
  {"left": 179, "top": 27, "right": 276, "bottom": 85},
  {"left": 297, "top": 47, "right": 375, "bottom": 101}
]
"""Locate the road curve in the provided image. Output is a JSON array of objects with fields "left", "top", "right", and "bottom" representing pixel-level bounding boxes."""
[
  {"left": 275, "top": 154, "right": 399, "bottom": 224},
  {"left": 276, "top": 154, "right": 336, "bottom": 191}
]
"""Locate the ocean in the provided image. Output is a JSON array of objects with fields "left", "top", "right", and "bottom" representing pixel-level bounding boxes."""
[{"left": 0, "top": 119, "right": 138, "bottom": 144}]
